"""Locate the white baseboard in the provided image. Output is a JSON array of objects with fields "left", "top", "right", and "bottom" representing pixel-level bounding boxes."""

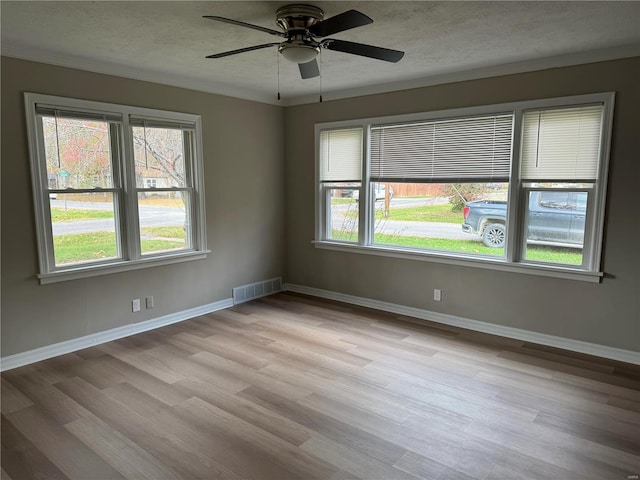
[
  {"left": 0, "top": 298, "right": 234, "bottom": 372},
  {"left": 3, "top": 286, "right": 637, "bottom": 370},
  {"left": 283, "top": 283, "right": 640, "bottom": 365}
]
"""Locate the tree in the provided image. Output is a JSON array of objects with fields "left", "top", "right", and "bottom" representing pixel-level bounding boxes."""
[
  {"left": 445, "top": 183, "right": 491, "bottom": 212},
  {"left": 42, "top": 119, "right": 186, "bottom": 192},
  {"left": 43, "top": 117, "right": 111, "bottom": 189},
  {"left": 132, "top": 127, "right": 185, "bottom": 188}
]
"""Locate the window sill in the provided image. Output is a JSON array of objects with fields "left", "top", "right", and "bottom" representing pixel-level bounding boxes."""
[
  {"left": 37, "top": 250, "right": 211, "bottom": 285},
  {"left": 313, "top": 241, "right": 603, "bottom": 283}
]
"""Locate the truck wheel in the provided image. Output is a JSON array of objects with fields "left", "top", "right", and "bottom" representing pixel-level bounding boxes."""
[{"left": 483, "top": 223, "right": 505, "bottom": 248}]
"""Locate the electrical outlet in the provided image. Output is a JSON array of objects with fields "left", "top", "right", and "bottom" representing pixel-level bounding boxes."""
[
  {"left": 146, "top": 296, "right": 154, "bottom": 309},
  {"left": 132, "top": 299, "right": 141, "bottom": 312},
  {"left": 434, "top": 289, "right": 441, "bottom": 301}
]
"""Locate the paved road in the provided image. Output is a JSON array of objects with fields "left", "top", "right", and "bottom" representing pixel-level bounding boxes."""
[
  {"left": 51, "top": 198, "right": 479, "bottom": 242},
  {"left": 333, "top": 216, "right": 478, "bottom": 241},
  {"left": 375, "top": 218, "right": 477, "bottom": 240},
  {"left": 51, "top": 200, "right": 185, "bottom": 235},
  {"left": 331, "top": 197, "right": 481, "bottom": 241}
]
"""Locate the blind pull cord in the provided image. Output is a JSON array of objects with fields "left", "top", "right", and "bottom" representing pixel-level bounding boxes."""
[
  {"left": 54, "top": 110, "right": 62, "bottom": 169},
  {"left": 491, "top": 116, "right": 497, "bottom": 178},
  {"left": 535, "top": 111, "right": 542, "bottom": 169},
  {"left": 327, "top": 131, "right": 332, "bottom": 173},
  {"left": 143, "top": 121, "right": 149, "bottom": 169}
]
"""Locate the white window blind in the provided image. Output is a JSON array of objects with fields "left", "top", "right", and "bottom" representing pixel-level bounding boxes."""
[
  {"left": 129, "top": 117, "right": 196, "bottom": 130},
  {"left": 370, "top": 114, "right": 513, "bottom": 182},
  {"left": 521, "top": 105, "right": 603, "bottom": 181},
  {"left": 319, "top": 128, "right": 362, "bottom": 182},
  {"left": 36, "top": 104, "right": 122, "bottom": 123}
]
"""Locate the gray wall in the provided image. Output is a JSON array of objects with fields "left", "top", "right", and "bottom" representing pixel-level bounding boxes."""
[
  {"left": 2, "top": 56, "right": 638, "bottom": 358},
  {"left": 1, "top": 57, "right": 285, "bottom": 356},
  {"left": 284, "top": 57, "right": 640, "bottom": 352}
]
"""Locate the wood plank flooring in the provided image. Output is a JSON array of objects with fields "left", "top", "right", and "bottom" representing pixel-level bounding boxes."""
[{"left": 2, "top": 292, "right": 639, "bottom": 479}]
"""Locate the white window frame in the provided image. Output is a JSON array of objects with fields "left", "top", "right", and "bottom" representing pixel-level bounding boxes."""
[
  {"left": 318, "top": 126, "right": 364, "bottom": 244},
  {"left": 314, "top": 92, "right": 615, "bottom": 283},
  {"left": 25, "top": 93, "right": 209, "bottom": 284}
]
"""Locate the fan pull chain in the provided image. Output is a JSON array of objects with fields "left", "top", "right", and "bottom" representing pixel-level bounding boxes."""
[
  {"left": 319, "top": 50, "right": 323, "bottom": 103},
  {"left": 277, "top": 50, "right": 281, "bottom": 101}
]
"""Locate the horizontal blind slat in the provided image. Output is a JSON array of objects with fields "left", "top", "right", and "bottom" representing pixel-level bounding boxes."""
[
  {"left": 36, "top": 105, "right": 122, "bottom": 123},
  {"left": 370, "top": 114, "right": 513, "bottom": 182},
  {"left": 521, "top": 105, "right": 603, "bottom": 181},
  {"left": 129, "top": 117, "right": 196, "bottom": 130},
  {"left": 319, "top": 128, "right": 362, "bottom": 182}
]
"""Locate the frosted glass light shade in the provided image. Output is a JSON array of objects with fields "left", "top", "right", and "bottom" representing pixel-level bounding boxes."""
[{"left": 279, "top": 44, "right": 319, "bottom": 63}]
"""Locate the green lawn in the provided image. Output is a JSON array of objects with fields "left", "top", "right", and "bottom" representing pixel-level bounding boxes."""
[
  {"left": 340, "top": 202, "right": 463, "bottom": 223},
  {"left": 331, "top": 198, "right": 357, "bottom": 205},
  {"left": 523, "top": 246, "right": 582, "bottom": 265},
  {"left": 374, "top": 233, "right": 504, "bottom": 256},
  {"left": 51, "top": 207, "right": 114, "bottom": 222},
  {"left": 51, "top": 206, "right": 186, "bottom": 223},
  {"left": 332, "top": 230, "right": 582, "bottom": 265},
  {"left": 51, "top": 208, "right": 187, "bottom": 263},
  {"left": 53, "top": 231, "right": 185, "bottom": 264},
  {"left": 140, "top": 226, "right": 186, "bottom": 239},
  {"left": 375, "top": 203, "right": 462, "bottom": 223},
  {"left": 53, "top": 232, "right": 118, "bottom": 263}
]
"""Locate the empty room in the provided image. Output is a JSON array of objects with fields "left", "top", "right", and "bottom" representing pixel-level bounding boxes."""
[{"left": 1, "top": 2, "right": 639, "bottom": 479}]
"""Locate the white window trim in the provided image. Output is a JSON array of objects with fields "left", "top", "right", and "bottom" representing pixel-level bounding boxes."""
[
  {"left": 314, "top": 92, "right": 615, "bottom": 283},
  {"left": 25, "top": 93, "right": 209, "bottom": 284}
]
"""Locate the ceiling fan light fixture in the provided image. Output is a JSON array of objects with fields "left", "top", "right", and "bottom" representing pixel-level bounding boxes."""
[
  {"left": 205, "top": 4, "right": 405, "bottom": 76},
  {"left": 279, "top": 43, "right": 319, "bottom": 63}
]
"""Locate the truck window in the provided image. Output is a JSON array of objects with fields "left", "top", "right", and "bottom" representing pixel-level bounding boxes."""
[
  {"left": 538, "top": 191, "right": 572, "bottom": 210},
  {"left": 575, "top": 192, "right": 588, "bottom": 212},
  {"left": 538, "top": 191, "right": 588, "bottom": 211}
]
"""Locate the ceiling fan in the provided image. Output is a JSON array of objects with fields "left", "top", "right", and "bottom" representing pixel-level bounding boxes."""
[{"left": 204, "top": 4, "right": 405, "bottom": 79}]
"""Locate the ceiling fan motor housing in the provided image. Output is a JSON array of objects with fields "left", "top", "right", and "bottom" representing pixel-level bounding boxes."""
[
  {"left": 276, "top": 4, "right": 324, "bottom": 64},
  {"left": 276, "top": 4, "right": 324, "bottom": 31}
]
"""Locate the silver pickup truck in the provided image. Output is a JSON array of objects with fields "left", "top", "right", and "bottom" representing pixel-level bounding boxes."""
[{"left": 461, "top": 191, "right": 587, "bottom": 248}]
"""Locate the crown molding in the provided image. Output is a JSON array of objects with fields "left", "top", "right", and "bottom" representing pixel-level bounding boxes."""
[
  {"left": 1, "top": 40, "right": 278, "bottom": 105},
  {"left": 280, "top": 44, "right": 640, "bottom": 106},
  {"left": 3, "top": 40, "right": 640, "bottom": 107}
]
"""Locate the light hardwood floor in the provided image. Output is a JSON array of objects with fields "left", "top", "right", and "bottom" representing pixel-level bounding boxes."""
[{"left": 2, "top": 292, "right": 639, "bottom": 479}]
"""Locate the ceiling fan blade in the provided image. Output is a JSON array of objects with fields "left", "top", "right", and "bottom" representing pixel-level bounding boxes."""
[
  {"left": 203, "top": 16, "right": 285, "bottom": 37},
  {"left": 299, "top": 59, "right": 320, "bottom": 79},
  {"left": 308, "top": 10, "right": 372, "bottom": 37},
  {"left": 322, "top": 39, "right": 404, "bottom": 63},
  {"left": 206, "top": 43, "right": 280, "bottom": 59}
]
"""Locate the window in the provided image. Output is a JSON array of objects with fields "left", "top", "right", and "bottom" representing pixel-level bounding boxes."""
[
  {"left": 369, "top": 114, "right": 512, "bottom": 257},
  {"left": 518, "top": 105, "right": 604, "bottom": 269},
  {"left": 315, "top": 93, "right": 614, "bottom": 281},
  {"left": 319, "top": 127, "right": 363, "bottom": 243},
  {"left": 25, "top": 93, "right": 207, "bottom": 283}
]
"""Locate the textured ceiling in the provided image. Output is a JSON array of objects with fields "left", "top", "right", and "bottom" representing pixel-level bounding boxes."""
[{"left": 2, "top": 1, "right": 640, "bottom": 105}]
